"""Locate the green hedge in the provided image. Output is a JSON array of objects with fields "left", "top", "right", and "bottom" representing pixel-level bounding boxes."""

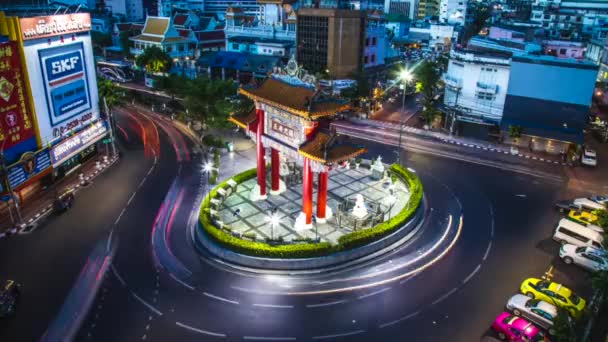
[
  {"left": 202, "top": 135, "right": 224, "bottom": 148},
  {"left": 199, "top": 164, "right": 423, "bottom": 258}
]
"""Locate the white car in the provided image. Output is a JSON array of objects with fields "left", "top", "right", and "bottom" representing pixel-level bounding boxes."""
[
  {"left": 560, "top": 244, "right": 608, "bottom": 272},
  {"left": 506, "top": 294, "right": 557, "bottom": 332},
  {"left": 581, "top": 148, "right": 597, "bottom": 167}
]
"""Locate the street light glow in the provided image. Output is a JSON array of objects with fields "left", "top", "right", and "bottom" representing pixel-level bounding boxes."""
[
  {"left": 203, "top": 162, "right": 213, "bottom": 173},
  {"left": 400, "top": 69, "right": 413, "bottom": 82},
  {"left": 267, "top": 213, "right": 281, "bottom": 227}
]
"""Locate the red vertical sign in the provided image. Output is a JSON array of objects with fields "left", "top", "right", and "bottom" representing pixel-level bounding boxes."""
[{"left": 0, "top": 41, "right": 35, "bottom": 151}]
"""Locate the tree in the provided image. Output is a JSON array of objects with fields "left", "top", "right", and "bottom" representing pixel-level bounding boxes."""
[
  {"left": 98, "top": 78, "right": 125, "bottom": 113},
  {"left": 184, "top": 77, "right": 237, "bottom": 129},
  {"left": 592, "top": 270, "right": 608, "bottom": 304},
  {"left": 155, "top": 74, "right": 190, "bottom": 99},
  {"left": 91, "top": 31, "right": 113, "bottom": 48},
  {"left": 551, "top": 309, "right": 577, "bottom": 342},
  {"left": 120, "top": 31, "right": 133, "bottom": 58},
  {"left": 508, "top": 125, "right": 523, "bottom": 138},
  {"left": 595, "top": 209, "right": 608, "bottom": 229},
  {"left": 414, "top": 61, "right": 442, "bottom": 124},
  {"left": 135, "top": 46, "right": 172, "bottom": 75},
  {"left": 460, "top": 3, "right": 491, "bottom": 44}
]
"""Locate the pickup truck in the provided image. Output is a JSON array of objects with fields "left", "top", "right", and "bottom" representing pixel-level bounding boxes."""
[{"left": 555, "top": 197, "right": 607, "bottom": 213}]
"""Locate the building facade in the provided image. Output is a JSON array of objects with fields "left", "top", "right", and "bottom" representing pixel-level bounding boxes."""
[
  {"left": 439, "top": 0, "right": 466, "bottom": 25},
  {"left": 106, "top": 0, "right": 145, "bottom": 21},
  {"left": 129, "top": 16, "right": 196, "bottom": 59}
]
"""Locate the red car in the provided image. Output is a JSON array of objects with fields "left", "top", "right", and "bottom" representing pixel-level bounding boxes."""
[{"left": 492, "top": 312, "right": 549, "bottom": 341}]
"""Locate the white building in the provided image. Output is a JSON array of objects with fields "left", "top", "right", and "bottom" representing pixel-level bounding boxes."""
[
  {"left": 443, "top": 48, "right": 512, "bottom": 131},
  {"left": 439, "top": 0, "right": 466, "bottom": 25},
  {"left": 106, "top": 0, "right": 144, "bottom": 21}
]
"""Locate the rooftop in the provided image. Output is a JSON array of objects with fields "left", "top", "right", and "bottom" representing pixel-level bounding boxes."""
[
  {"left": 239, "top": 77, "right": 351, "bottom": 119},
  {"left": 512, "top": 53, "right": 598, "bottom": 70},
  {"left": 142, "top": 17, "right": 169, "bottom": 36},
  {"left": 298, "top": 131, "right": 367, "bottom": 164}
]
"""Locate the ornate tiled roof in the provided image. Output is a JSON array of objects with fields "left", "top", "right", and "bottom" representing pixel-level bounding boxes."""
[
  {"left": 229, "top": 108, "right": 257, "bottom": 129},
  {"left": 174, "top": 14, "right": 188, "bottom": 26},
  {"left": 239, "top": 78, "right": 350, "bottom": 120},
  {"left": 143, "top": 17, "right": 169, "bottom": 35},
  {"left": 298, "top": 131, "right": 366, "bottom": 164},
  {"left": 130, "top": 35, "right": 163, "bottom": 43}
]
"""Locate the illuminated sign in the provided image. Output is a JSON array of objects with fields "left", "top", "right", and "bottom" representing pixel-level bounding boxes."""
[
  {"left": 271, "top": 119, "right": 296, "bottom": 139},
  {"left": 39, "top": 43, "right": 91, "bottom": 127},
  {"left": 0, "top": 149, "right": 51, "bottom": 193},
  {"left": 50, "top": 121, "right": 107, "bottom": 166},
  {"left": 0, "top": 41, "right": 36, "bottom": 153},
  {"left": 19, "top": 13, "right": 92, "bottom": 41}
]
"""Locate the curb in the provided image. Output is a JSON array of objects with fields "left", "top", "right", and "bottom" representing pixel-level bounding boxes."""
[{"left": 0, "top": 156, "right": 120, "bottom": 239}]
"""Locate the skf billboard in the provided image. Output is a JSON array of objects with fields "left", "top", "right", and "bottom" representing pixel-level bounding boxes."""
[
  {"left": 20, "top": 13, "right": 99, "bottom": 146},
  {"left": 0, "top": 41, "right": 37, "bottom": 164}
]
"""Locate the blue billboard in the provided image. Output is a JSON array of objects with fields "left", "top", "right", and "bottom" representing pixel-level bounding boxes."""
[
  {"left": 0, "top": 149, "right": 51, "bottom": 193},
  {"left": 38, "top": 43, "right": 92, "bottom": 126}
]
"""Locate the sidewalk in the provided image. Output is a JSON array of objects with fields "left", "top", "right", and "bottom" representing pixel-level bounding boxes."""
[{"left": 0, "top": 154, "right": 119, "bottom": 237}]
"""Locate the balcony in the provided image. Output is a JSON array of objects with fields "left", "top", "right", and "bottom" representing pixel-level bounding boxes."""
[
  {"left": 476, "top": 82, "right": 498, "bottom": 94},
  {"left": 225, "top": 25, "right": 296, "bottom": 41},
  {"left": 443, "top": 74, "right": 462, "bottom": 89}
]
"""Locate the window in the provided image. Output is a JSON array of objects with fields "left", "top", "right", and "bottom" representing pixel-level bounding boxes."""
[
  {"left": 371, "top": 54, "right": 376, "bottom": 63},
  {"left": 372, "top": 37, "right": 377, "bottom": 46},
  {"left": 232, "top": 43, "right": 239, "bottom": 50},
  {"left": 559, "top": 48, "right": 567, "bottom": 55},
  {"left": 364, "top": 55, "right": 369, "bottom": 64},
  {"left": 365, "top": 37, "right": 370, "bottom": 46},
  {"left": 559, "top": 228, "right": 589, "bottom": 243}
]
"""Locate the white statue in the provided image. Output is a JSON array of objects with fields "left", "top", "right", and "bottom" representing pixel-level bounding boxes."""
[
  {"left": 351, "top": 194, "right": 369, "bottom": 219},
  {"left": 372, "top": 155, "right": 384, "bottom": 171}
]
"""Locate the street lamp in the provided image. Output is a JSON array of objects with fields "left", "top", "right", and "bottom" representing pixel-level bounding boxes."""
[
  {"left": 397, "top": 69, "right": 413, "bottom": 166},
  {"left": 203, "top": 162, "right": 214, "bottom": 184},
  {"left": 266, "top": 212, "right": 281, "bottom": 240}
]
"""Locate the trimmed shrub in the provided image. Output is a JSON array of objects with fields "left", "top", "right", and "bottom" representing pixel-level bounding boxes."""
[
  {"left": 203, "top": 135, "right": 224, "bottom": 148},
  {"left": 199, "top": 164, "right": 423, "bottom": 258}
]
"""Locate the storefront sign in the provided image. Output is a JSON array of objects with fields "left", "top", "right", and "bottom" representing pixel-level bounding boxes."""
[
  {"left": 0, "top": 149, "right": 51, "bottom": 192},
  {"left": 271, "top": 119, "right": 296, "bottom": 140},
  {"left": 50, "top": 120, "right": 107, "bottom": 166},
  {"left": 0, "top": 41, "right": 36, "bottom": 152},
  {"left": 20, "top": 13, "right": 92, "bottom": 41}
]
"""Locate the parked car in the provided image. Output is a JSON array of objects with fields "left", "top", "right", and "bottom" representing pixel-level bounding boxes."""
[
  {"left": 567, "top": 210, "right": 598, "bottom": 226},
  {"left": 552, "top": 218, "right": 604, "bottom": 249},
  {"left": 0, "top": 280, "right": 20, "bottom": 318},
  {"left": 555, "top": 197, "right": 606, "bottom": 213},
  {"left": 520, "top": 278, "right": 585, "bottom": 319},
  {"left": 581, "top": 147, "right": 597, "bottom": 167},
  {"left": 560, "top": 244, "right": 608, "bottom": 272},
  {"left": 491, "top": 312, "right": 549, "bottom": 341},
  {"left": 506, "top": 294, "right": 557, "bottom": 333}
]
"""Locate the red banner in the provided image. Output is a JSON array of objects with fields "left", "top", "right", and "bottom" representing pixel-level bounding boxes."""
[{"left": 0, "top": 41, "right": 35, "bottom": 151}]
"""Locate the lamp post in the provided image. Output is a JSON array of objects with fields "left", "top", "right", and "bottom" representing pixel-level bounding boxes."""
[
  {"left": 266, "top": 210, "right": 281, "bottom": 241},
  {"left": 203, "top": 162, "right": 214, "bottom": 184},
  {"left": 397, "top": 69, "right": 412, "bottom": 166}
]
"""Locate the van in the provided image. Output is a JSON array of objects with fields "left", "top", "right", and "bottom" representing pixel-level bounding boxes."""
[{"left": 553, "top": 219, "right": 604, "bottom": 249}]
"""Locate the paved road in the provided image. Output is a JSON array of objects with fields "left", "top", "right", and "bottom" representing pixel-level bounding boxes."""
[{"left": 0, "top": 107, "right": 596, "bottom": 341}]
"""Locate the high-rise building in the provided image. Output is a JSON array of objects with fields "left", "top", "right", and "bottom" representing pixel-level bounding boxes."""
[
  {"left": 385, "top": 0, "right": 417, "bottom": 19},
  {"left": 106, "top": 0, "right": 144, "bottom": 21},
  {"left": 296, "top": 7, "right": 387, "bottom": 78},
  {"left": 439, "top": 0, "right": 466, "bottom": 25},
  {"left": 417, "top": 0, "right": 439, "bottom": 19}
]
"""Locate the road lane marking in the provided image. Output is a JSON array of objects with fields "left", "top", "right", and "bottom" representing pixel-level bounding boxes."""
[
  {"left": 127, "top": 192, "right": 136, "bottom": 206},
  {"left": 312, "top": 330, "right": 365, "bottom": 340},
  {"left": 357, "top": 287, "right": 391, "bottom": 300},
  {"left": 175, "top": 322, "right": 226, "bottom": 338},
  {"left": 252, "top": 303, "right": 293, "bottom": 309},
  {"left": 132, "top": 292, "right": 163, "bottom": 316},
  {"left": 306, "top": 300, "right": 347, "bottom": 308},
  {"left": 203, "top": 292, "right": 239, "bottom": 305},
  {"left": 111, "top": 265, "right": 126, "bottom": 287},
  {"left": 243, "top": 336, "right": 296, "bottom": 341},
  {"left": 462, "top": 264, "right": 481, "bottom": 284},
  {"left": 515, "top": 194, "right": 527, "bottom": 198},
  {"left": 106, "top": 229, "right": 113, "bottom": 252},
  {"left": 379, "top": 311, "right": 420, "bottom": 328},
  {"left": 483, "top": 241, "right": 492, "bottom": 261},
  {"left": 114, "top": 207, "right": 127, "bottom": 226},
  {"left": 399, "top": 272, "right": 419, "bottom": 285},
  {"left": 168, "top": 273, "right": 194, "bottom": 290},
  {"left": 431, "top": 287, "right": 458, "bottom": 306}
]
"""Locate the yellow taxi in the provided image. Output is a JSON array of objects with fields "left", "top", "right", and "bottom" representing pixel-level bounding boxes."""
[
  {"left": 520, "top": 278, "right": 586, "bottom": 319},
  {"left": 568, "top": 210, "right": 598, "bottom": 226}
]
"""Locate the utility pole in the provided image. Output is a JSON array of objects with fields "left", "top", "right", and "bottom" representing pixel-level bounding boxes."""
[
  {"left": 103, "top": 97, "right": 118, "bottom": 157},
  {"left": 397, "top": 83, "right": 406, "bottom": 166}
]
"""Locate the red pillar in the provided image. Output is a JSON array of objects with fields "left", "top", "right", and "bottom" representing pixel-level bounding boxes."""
[
  {"left": 316, "top": 170, "right": 328, "bottom": 220},
  {"left": 271, "top": 148, "right": 280, "bottom": 192},
  {"left": 302, "top": 158, "right": 313, "bottom": 225},
  {"left": 256, "top": 109, "right": 266, "bottom": 196}
]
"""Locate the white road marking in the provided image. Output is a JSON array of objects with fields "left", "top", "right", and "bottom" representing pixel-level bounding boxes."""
[
  {"left": 431, "top": 287, "right": 458, "bottom": 305},
  {"left": 312, "top": 330, "right": 365, "bottom": 340},
  {"left": 175, "top": 322, "right": 226, "bottom": 338},
  {"left": 114, "top": 208, "right": 126, "bottom": 225},
  {"left": 379, "top": 311, "right": 420, "bottom": 328},
  {"left": 127, "top": 192, "right": 136, "bottom": 206},
  {"left": 462, "top": 264, "right": 481, "bottom": 284},
  {"left": 106, "top": 229, "right": 113, "bottom": 252},
  {"left": 252, "top": 303, "right": 293, "bottom": 309},
  {"left": 139, "top": 177, "right": 147, "bottom": 189},
  {"left": 168, "top": 273, "right": 194, "bottom": 290},
  {"left": 357, "top": 287, "right": 391, "bottom": 300},
  {"left": 243, "top": 336, "right": 296, "bottom": 341},
  {"left": 306, "top": 300, "right": 347, "bottom": 308},
  {"left": 399, "top": 272, "right": 419, "bottom": 285},
  {"left": 132, "top": 292, "right": 163, "bottom": 316},
  {"left": 111, "top": 265, "right": 126, "bottom": 287},
  {"left": 483, "top": 241, "right": 492, "bottom": 261},
  {"left": 515, "top": 194, "right": 527, "bottom": 198},
  {"left": 203, "top": 292, "right": 239, "bottom": 305}
]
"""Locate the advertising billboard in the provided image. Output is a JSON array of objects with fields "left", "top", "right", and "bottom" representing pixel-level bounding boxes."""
[
  {"left": 50, "top": 120, "right": 107, "bottom": 166},
  {"left": 39, "top": 43, "right": 92, "bottom": 127},
  {"left": 0, "top": 41, "right": 37, "bottom": 162},
  {"left": 19, "top": 13, "right": 92, "bottom": 41},
  {"left": 20, "top": 15, "right": 99, "bottom": 147},
  {"left": 0, "top": 148, "right": 51, "bottom": 193}
]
